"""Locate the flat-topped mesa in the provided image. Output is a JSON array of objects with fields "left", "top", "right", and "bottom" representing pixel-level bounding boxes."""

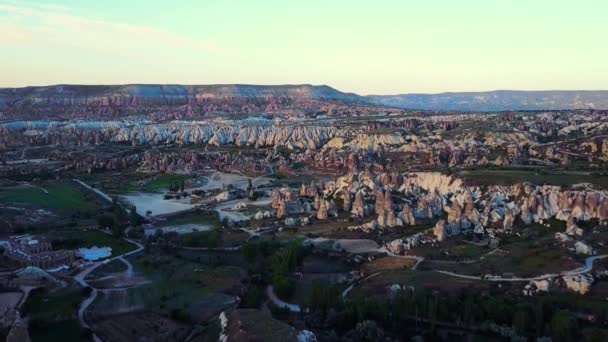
[{"left": 0, "top": 84, "right": 373, "bottom": 120}]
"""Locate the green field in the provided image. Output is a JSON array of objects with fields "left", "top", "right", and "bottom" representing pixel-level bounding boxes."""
[
  {"left": 24, "top": 288, "right": 85, "bottom": 342},
  {"left": 23, "top": 288, "right": 83, "bottom": 322},
  {"left": 0, "top": 181, "right": 95, "bottom": 211},
  {"left": 86, "top": 259, "right": 128, "bottom": 280},
  {"left": 48, "top": 229, "right": 136, "bottom": 257},
  {"left": 351, "top": 269, "right": 491, "bottom": 297},
  {"left": 421, "top": 221, "right": 574, "bottom": 277},
  {"left": 158, "top": 211, "right": 220, "bottom": 228},
  {"left": 140, "top": 174, "right": 190, "bottom": 192},
  {"left": 458, "top": 169, "right": 608, "bottom": 188},
  {"left": 89, "top": 251, "right": 246, "bottom": 320},
  {"left": 412, "top": 240, "right": 487, "bottom": 261},
  {"left": 79, "top": 173, "right": 191, "bottom": 194},
  {"left": 29, "top": 319, "right": 84, "bottom": 342}
]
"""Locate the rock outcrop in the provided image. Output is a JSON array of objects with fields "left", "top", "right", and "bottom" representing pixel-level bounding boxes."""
[{"left": 563, "top": 274, "right": 594, "bottom": 295}]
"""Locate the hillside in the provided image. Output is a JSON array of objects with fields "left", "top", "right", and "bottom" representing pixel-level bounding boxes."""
[
  {"left": 0, "top": 84, "right": 370, "bottom": 120},
  {"left": 367, "top": 90, "right": 608, "bottom": 111}
]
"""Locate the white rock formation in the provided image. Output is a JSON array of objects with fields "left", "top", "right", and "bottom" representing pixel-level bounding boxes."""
[
  {"left": 563, "top": 274, "right": 594, "bottom": 295},
  {"left": 574, "top": 241, "right": 594, "bottom": 255}
]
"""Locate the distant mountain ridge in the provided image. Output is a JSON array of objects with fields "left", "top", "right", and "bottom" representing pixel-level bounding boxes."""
[
  {"left": 0, "top": 84, "right": 370, "bottom": 120},
  {"left": 1, "top": 85, "right": 607, "bottom": 120},
  {"left": 366, "top": 90, "right": 608, "bottom": 111},
  {"left": 0, "top": 84, "right": 365, "bottom": 105}
]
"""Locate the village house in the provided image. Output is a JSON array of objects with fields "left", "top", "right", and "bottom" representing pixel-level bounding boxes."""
[{"left": 0, "top": 235, "right": 75, "bottom": 269}]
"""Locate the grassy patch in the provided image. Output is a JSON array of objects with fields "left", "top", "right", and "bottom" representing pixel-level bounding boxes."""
[
  {"left": 352, "top": 269, "right": 490, "bottom": 297},
  {"left": 23, "top": 288, "right": 83, "bottom": 323},
  {"left": 82, "top": 173, "right": 192, "bottom": 194},
  {"left": 86, "top": 259, "right": 128, "bottom": 280},
  {"left": 89, "top": 252, "right": 246, "bottom": 318},
  {"left": 29, "top": 319, "right": 84, "bottom": 342},
  {"left": 423, "top": 234, "right": 575, "bottom": 278},
  {"left": 227, "top": 309, "right": 297, "bottom": 341},
  {"left": 221, "top": 229, "right": 251, "bottom": 247},
  {"left": 518, "top": 248, "right": 563, "bottom": 270},
  {"left": 361, "top": 256, "right": 417, "bottom": 274},
  {"left": 157, "top": 211, "right": 220, "bottom": 228},
  {"left": 182, "top": 228, "right": 223, "bottom": 248},
  {"left": 0, "top": 181, "right": 95, "bottom": 211},
  {"left": 141, "top": 174, "right": 190, "bottom": 192},
  {"left": 412, "top": 240, "right": 487, "bottom": 261},
  {"left": 458, "top": 169, "right": 608, "bottom": 188}
]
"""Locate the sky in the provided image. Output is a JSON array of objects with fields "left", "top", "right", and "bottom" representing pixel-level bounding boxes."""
[{"left": 1, "top": 0, "right": 607, "bottom": 94}]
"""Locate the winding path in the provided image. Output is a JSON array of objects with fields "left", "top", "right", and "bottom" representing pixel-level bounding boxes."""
[
  {"left": 73, "top": 179, "right": 113, "bottom": 202},
  {"left": 341, "top": 272, "right": 382, "bottom": 299},
  {"left": 380, "top": 248, "right": 425, "bottom": 270},
  {"left": 74, "top": 231, "right": 144, "bottom": 340},
  {"left": 436, "top": 254, "right": 608, "bottom": 282},
  {"left": 266, "top": 285, "right": 301, "bottom": 313},
  {"left": 340, "top": 249, "right": 424, "bottom": 299}
]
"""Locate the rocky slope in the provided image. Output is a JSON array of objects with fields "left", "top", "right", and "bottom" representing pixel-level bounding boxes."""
[
  {"left": 0, "top": 84, "right": 371, "bottom": 120},
  {"left": 0, "top": 118, "right": 340, "bottom": 149},
  {"left": 266, "top": 171, "right": 608, "bottom": 255},
  {"left": 368, "top": 90, "right": 608, "bottom": 111},
  {"left": 3, "top": 85, "right": 608, "bottom": 119}
]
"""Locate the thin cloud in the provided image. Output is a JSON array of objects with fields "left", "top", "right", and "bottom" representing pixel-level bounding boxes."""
[{"left": 0, "top": 1, "right": 223, "bottom": 54}]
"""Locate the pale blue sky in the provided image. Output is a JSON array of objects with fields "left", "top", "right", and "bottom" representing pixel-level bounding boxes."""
[{"left": 1, "top": 0, "right": 607, "bottom": 94}]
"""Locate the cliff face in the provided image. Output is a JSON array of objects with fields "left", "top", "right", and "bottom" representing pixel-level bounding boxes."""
[{"left": 0, "top": 84, "right": 370, "bottom": 120}]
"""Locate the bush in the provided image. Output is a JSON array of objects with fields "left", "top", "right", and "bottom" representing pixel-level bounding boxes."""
[
  {"left": 170, "top": 308, "right": 191, "bottom": 323},
  {"left": 272, "top": 275, "right": 294, "bottom": 300},
  {"left": 270, "top": 304, "right": 291, "bottom": 320},
  {"left": 81, "top": 286, "right": 93, "bottom": 297},
  {"left": 241, "top": 242, "right": 259, "bottom": 260},
  {"left": 240, "top": 285, "right": 264, "bottom": 308},
  {"left": 307, "top": 281, "right": 341, "bottom": 317},
  {"left": 354, "top": 320, "right": 384, "bottom": 342},
  {"left": 182, "top": 228, "right": 222, "bottom": 248},
  {"left": 97, "top": 214, "right": 115, "bottom": 229}
]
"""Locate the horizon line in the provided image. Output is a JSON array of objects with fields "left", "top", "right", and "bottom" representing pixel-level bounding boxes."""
[{"left": 1, "top": 83, "right": 608, "bottom": 96}]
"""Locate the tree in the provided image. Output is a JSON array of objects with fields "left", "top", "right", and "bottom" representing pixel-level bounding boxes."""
[
  {"left": 112, "top": 223, "right": 125, "bottom": 238},
  {"left": 112, "top": 196, "right": 127, "bottom": 223},
  {"left": 130, "top": 206, "right": 141, "bottom": 226},
  {"left": 513, "top": 308, "right": 531, "bottom": 334},
  {"left": 354, "top": 320, "right": 384, "bottom": 342},
  {"left": 241, "top": 242, "right": 259, "bottom": 260},
  {"left": 241, "top": 285, "right": 263, "bottom": 308},
  {"left": 307, "top": 281, "right": 340, "bottom": 318},
  {"left": 272, "top": 275, "right": 294, "bottom": 300},
  {"left": 550, "top": 310, "right": 578, "bottom": 342},
  {"left": 97, "top": 214, "right": 115, "bottom": 229},
  {"left": 81, "top": 286, "right": 93, "bottom": 297},
  {"left": 534, "top": 300, "right": 545, "bottom": 337}
]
